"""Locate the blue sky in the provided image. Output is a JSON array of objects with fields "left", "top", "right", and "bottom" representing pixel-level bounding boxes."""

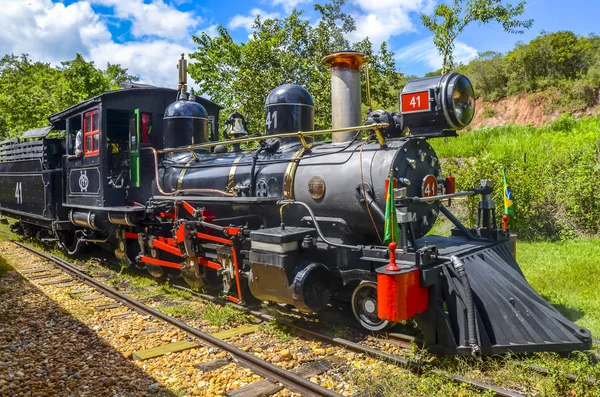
[{"left": 1, "top": 0, "right": 598, "bottom": 87}]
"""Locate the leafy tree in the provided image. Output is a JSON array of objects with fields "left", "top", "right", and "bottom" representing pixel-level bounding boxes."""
[
  {"left": 420, "top": 0, "right": 533, "bottom": 73},
  {"left": 0, "top": 53, "right": 137, "bottom": 138},
  {"left": 505, "top": 31, "right": 592, "bottom": 92},
  {"left": 104, "top": 63, "right": 139, "bottom": 89},
  {"left": 459, "top": 51, "right": 508, "bottom": 99},
  {"left": 189, "top": 0, "right": 402, "bottom": 134}
]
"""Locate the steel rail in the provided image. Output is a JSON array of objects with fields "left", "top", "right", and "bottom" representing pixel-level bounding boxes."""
[{"left": 12, "top": 241, "right": 340, "bottom": 397}]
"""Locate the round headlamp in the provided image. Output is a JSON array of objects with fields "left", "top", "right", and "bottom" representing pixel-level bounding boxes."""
[{"left": 400, "top": 73, "right": 475, "bottom": 138}]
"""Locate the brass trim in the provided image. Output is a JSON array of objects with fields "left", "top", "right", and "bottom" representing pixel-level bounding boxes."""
[
  {"left": 227, "top": 155, "right": 244, "bottom": 192},
  {"left": 298, "top": 134, "right": 311, "bottom": 149},
  {"left": 283, "top": 148, "right": 307, "bottom": 200},
  {"left": 374, "top": 127, "right": 386, "bottom": 147},
  {"left": 153, "top": 123, "right": 389, "bottom": 155},
  {"left": 177, "top": 159, "right": 194, "bottom": 190}
]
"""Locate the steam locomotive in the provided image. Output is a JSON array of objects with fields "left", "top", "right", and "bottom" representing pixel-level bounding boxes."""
[{"left": 0, "top": 52, "right": 591, "bottom": 356}]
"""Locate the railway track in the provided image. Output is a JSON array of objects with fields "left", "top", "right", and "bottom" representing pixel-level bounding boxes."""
[
  {"left": 7, "top": 239, "right": 597, "bottom": 396},
  {"left": 174, "top": 276, "right": 599, "bottom": 393},
  {"left": 172, "top": 287, "right": 528, "bottom": 397},
  {"left": 11, "top": 240, "right": 340, "bottom": 397}
]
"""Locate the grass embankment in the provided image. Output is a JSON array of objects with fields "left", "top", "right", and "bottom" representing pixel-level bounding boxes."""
[
  {"left": 431, "top": 114, "right": 600, "bottom": 240},
  {"left": 518, "top": 238, "right": 600, "bottom": 336}
]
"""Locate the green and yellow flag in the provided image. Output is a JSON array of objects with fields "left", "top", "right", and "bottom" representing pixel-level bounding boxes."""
[
  {"left": 384, "top": 169, "right": 401, "bottom": 244},
  {"left": 503, "top": 169, "right": 516, "bottom": 219}
]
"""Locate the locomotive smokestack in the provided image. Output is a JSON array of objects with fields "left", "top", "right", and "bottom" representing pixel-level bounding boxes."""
[{"left": 323, "top": 51, "right": 368, "bottom": 144}]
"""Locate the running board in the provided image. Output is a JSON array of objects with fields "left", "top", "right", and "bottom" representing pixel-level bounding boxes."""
[{"left": 417, "top": 241, "right": 592, "bottom": 355}]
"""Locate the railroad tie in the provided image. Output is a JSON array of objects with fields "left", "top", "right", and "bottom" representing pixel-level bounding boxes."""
[
  {"left": 95, "top": 303, "right": 121, "bottom": 311},
  {"left": 22, "top": 267, "right": 55, "bottom": 275},
  {"left": 79, "top": 294, "right": 105, "bottom": 301},
  {"left": 54, "top": 282, "right": 80, "bottom": 288},
  {"left": 39, "top": 278, "right": 73, "bottom": 286},
  {"left": 110, "top": 312, "right": 132, "bottom": 320},
  {"left": 132, "top": 340, "right": 200, "bottom": 361},
  {"left": 194, "top": 358, "right": 231, "bottom": 372},
  {"left": 137, "top": 327, "right": 165, "bottom": 336},
  {"left": 69, "top": 288, "right": 90, "bottom": 294},
  {"left": 132, "top": 324, "right": 261, "bottom": 361},
  {"left": 28, "top": 273, "right": 61, "bottom": 280},
  {"left": 226, "top": 359, "right": 332, "bottom": 397},
  {"left": 210, "top": 324, "right": 260, "bottom": 340}
]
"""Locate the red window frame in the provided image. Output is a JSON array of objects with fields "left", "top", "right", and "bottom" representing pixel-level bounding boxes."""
[
  {"left": 83, "top": 109, "right": 100, "bottom": 156},
  {"left": 141, "top": 112, "right": 152, "bottom": 143}
]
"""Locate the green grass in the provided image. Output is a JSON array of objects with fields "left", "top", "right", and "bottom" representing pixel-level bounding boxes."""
[
  {"left": 201, "top": 304, "right": 247, "bottom": 327},
  {"left": 518, "top": 238, "right": 600, "bottom": 336},
  {"left": 0, "top": 256, "right": 11, "bottom": 277},
  {"left": 158, "top": 281, "right": 193, "bottom": 299},
  {"left": 159, "top": 302, "right": 205, "bottom": 320},
  {"left": 262, "top": 320, "right": 296, "bottom": 341},
  {"left": 431, "top": 115, "right": 600, "bottom": 239}
]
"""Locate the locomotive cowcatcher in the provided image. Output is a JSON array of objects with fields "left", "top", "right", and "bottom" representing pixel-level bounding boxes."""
[{"left": 0, "top": 53, "right": 591, "bottom": 356}]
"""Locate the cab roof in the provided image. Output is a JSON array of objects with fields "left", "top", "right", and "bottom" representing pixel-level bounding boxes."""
[{"left": 48, "top": 87, "right": 221, "bottom": 126}]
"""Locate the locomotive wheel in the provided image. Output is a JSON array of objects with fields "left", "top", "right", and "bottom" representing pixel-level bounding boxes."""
[
  {"left": 181, "top": 267, "right": 206, "bottom": 292},
  {"left": 146, "top": 264, "right": 164, "bottom": 278},
  {"left": 181, "top": 259, "right": 222, "bottom": 294},
  {"left": 351, "top": 281, "right": 395, "bottom": 332},
  {"left": 146, "top": 248, "right": 164, "bottom": 278}
]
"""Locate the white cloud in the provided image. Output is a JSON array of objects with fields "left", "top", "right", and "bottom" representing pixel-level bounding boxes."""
[
  {"left": 348, "top": 0, "right": 435, "bottom": 46},
  {"left": 90, "top": 0, "right": 202, "bottom": 41},
  {"left": 0, "top": 0, "right": 209, "bottom": 88},
  {"left": 0, "top": 0, "right": 111, "bottom": 64},
  {"left": 395, "top": 36, "right": 478, "bottom": 71},
  {"left": 271, "top": 0, "right": 312, "bottom": 12},
  {"left": 90, "top": 40, "right": 193, "bottom": 88},
  {"left": 228, "top": 8, "right": 280, "bottom": 31}
]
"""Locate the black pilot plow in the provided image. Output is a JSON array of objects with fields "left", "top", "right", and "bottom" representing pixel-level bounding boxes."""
[{"left": 412, "top": 238, "right": 592, "bottom": 356}]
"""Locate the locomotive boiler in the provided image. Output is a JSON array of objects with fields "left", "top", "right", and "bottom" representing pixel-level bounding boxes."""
[{"left": 0, "top": 53, "right": 592, "bottom": 356}]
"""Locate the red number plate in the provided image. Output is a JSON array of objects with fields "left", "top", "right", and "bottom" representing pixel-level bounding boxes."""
[
  {"left": 421, "top": 175, "right": 438, "bottom": 204},
  {"left": 401, "top": 91, "right": 430, "bottom": 113}
]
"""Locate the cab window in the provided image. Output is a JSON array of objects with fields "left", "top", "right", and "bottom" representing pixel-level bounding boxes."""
[{"left": 84, "top": 109, "right": 100, "bottom": 156}]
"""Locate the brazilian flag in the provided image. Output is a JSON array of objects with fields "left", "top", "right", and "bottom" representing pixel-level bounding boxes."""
[
  {"left": 384, "top": 169, "right": 401, "bottom": 244},
  {"left": 503, "top": 169, "right": 516, "bottom": 219}
]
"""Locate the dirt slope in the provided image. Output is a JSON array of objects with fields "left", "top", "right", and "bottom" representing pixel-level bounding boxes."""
[{"left": 470, "top": 89, "right": 600, "bottom": 128}]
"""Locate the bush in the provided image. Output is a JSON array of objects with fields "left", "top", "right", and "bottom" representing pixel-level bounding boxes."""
[
  {"left": 460, "top": 51, "right": 508, "bottom": 100},
  {"left": 457, "top": 31, "right": 600, "bottom": 104},
  {"left": 433, "top": 117, "right": 600, "bottom": 240}
]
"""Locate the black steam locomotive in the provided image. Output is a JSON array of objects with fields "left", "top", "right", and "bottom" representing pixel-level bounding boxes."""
[{"left": 0, "top": 53, "right": 591, "bottom": 356}]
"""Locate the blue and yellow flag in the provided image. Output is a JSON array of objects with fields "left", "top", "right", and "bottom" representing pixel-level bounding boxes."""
[
  {"left": 384, "top": 169, "right": 401, "bottom": 244},
  {"left": 503, "top": 169, "right": 516, "bottom": 219}
]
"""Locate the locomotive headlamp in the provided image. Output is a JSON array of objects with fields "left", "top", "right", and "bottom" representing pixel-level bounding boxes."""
[{"left": 400, "top": 73, "right": 475, "bottom": 138}]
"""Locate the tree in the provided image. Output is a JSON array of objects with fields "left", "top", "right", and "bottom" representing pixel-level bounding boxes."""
[
  {"left": 460, "top": 51, "right": 508, "bottom": 99},
  {"left": 420, "top": 0, "right": 533, "bottom": 73},
  {"left": 104, "top": 63, "right": 139, "bottom": 89},
  {"left": 0, "top": 53, "right": 137, "bottom": 138},
  {"left": 504, "top": 31, "right": 592, "bottom": 91},
  {"left": 189, "top": 0, "right": 402, "bottom": 134}
]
